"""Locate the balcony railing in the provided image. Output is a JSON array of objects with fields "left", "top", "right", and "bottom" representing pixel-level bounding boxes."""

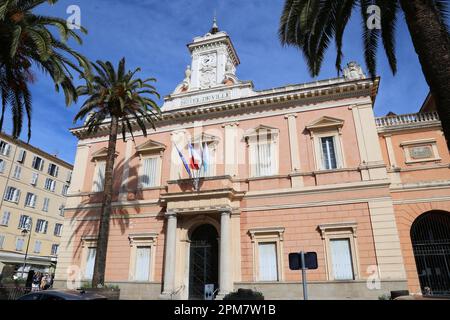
[{"left": 375, "top": 112, "right": 440, "bottom": 128}]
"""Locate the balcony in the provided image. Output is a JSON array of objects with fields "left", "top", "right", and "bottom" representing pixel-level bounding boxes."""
[{"left": 375, "top": 112, "right": 440, "bottom": 130}]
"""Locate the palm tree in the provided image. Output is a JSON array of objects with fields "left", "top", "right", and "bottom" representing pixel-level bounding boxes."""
[
  {"left": 74, "top": 58, "right": 161, "bottom": 287},
  {"left": 0, "top": 0, "right": 90, "bottom": 141},
  {"left": 279, "top": 0, "right": 450, "bottom": 149}
]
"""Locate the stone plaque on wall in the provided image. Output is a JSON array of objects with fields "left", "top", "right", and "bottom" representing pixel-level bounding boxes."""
[{"left": 410, "top": 145, "right": 433, "bottom": 159}]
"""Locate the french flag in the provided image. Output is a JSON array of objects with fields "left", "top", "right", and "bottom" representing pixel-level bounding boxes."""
[{"left": 188, "top": 143, "right": 202, "bottom": 170}]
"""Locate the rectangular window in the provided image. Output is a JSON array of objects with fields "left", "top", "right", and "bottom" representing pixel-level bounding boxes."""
[
  {"left": 0, "top": 234, "right": 5, "bottom": 249},
  {"left": 31, "top": 156, "right": 44, "bottom": 171},
  {"left": 330, "top": 239, "right": 354, "bottom": 280},
  {"left": 54, "top": 223, "right": 63, "bottom": 236},
  {"left": 0, "top": 140, "right": 11, "bottom": 156},
  {"left": 256, "top": 143, "right": 274, "bottom": 177},
  {"left": 51, "top": 244, "right": 59, "bottom": 256},
  {"left": 321, "top": 136, "right": 338, "bottom": 170},
  {"left": 66, "top": 171, "right": 72, "bottom": 183},
  {"left": 15, "top": 238, "right": 24, "bottom": 251},
  {"left": 18, "top": 215, "right": 30, "bottom": 230},
  {"left": 35, "top": 219, "right": 48, "bottom": 234},
  {"left": 85, "top": 247, "right": 97, "bottom": 279},
  {"left": 59, "top": 205, "right": 65, "bottom": 217},
  {"left": 1, "top": 211, "right": 10, "bottom": 226},
  {"left": 92, "top": 162, "right": 106, "bottom": 192},
  {"left": 44, "top": 178, "right": 56, "bottom": 192},
  {"left": 0, "top": 159, "right": 5, "bottom": 173},
  {"left": 17, "top": 149, "right": 26, "bottom": 163},
  {"left": 34, "top": 240, "right": 42, "bottom": 253},
  {"left": 42, "top": 198, "right": 50, "bottom": 212},
  {"left": 62, "top": 184, "right": 69, "bottom": 196},
  {"left": 48, "top": 163, "right": 59, "bottom": 177},
  {"left": 258, "top": 242, "right": 278, "bottom": 281},
  {"left": 24, "top": 193, "right": 37, "bottom": 208},
  {"left": 31, "top": 172, "right": 39, "bottom": 186},
  {"left": 135, "top": 246, "right": 151, "bottom": 281},
  {"left": 12, "top": 165, "right": 22, "bottom": 179},
  {"left": 4, "top": 186, "right": 20, "bottom": 203},
  {"left": 140, "top": 158, "right": 158, "bottom": 188}
]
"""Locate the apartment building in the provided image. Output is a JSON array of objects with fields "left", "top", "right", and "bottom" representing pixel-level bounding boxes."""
[{"left": 0, "top": 133, "right": 73, "bottom": 278}]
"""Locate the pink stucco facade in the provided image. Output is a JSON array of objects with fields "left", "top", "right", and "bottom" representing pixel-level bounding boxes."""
[{"left": 54, "top": 28, "right": 450, "bottom": 300}]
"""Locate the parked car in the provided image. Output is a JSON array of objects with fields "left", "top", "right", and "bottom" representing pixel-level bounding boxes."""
[{"left": 17, "top": 290, "right": 107, "bottom": 301}]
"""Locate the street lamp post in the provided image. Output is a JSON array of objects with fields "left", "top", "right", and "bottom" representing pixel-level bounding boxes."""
[{"left": 20, "top": 218, "right": 33, "bottom": 279}]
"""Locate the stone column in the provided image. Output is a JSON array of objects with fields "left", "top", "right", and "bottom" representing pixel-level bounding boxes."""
[
  {"left": 368, "top": 200, "right": 406, "bottom": 281},
  {"left": 351, "top": 104, "right": 387, "bottom": 180},
  {"left": 285, "top": 113, "right": 303, "bottom": 187},
  {"left": 161, "top": 211, "right": 177, "bottom": 298},
  {"left": 218, "top": 210, "right": 233, "bottom": 297},
  {"left": 223, "top": 122, "right": 239, "bottom": 177}
]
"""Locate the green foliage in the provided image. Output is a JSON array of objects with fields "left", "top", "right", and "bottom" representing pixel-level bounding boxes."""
[
  {"left": 378, "top": 293, "right": 391, "bottom": 300},
  {"left": 74, "top": 57, "right": 161, "bottom": 141},
  {"left": 223, "top": 288, "right": 265, "bottom": 300},
  {"left": 0, "top": 0, "right": 90, "bottom": 141},
  {"left": 279, "top": 0, "right": 449, "bottom": 78}
]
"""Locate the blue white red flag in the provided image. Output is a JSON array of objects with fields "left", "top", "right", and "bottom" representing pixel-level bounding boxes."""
[{"left": 188, "top": 143, "right": 202, "bottom": 170}]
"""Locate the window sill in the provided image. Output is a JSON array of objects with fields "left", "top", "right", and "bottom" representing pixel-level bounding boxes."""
[
  {"left": 247, "top": 174, "right": 283, "bottom": 181},
  {"left": 4, "top": 200, "right": 19, "bottom": 204},
  {"left": 405, "top": 158, "right": 441, "bottom": 165}
]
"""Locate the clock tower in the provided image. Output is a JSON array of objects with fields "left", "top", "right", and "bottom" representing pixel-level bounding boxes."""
[
  {"left": 165, "top": 19, "right": 254, "bottom": 111},
  {"left": 173, "top": 18, "right": 240, "bottom": 93}
]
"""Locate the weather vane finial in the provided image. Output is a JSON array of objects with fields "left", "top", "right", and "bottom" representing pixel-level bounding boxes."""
[{"left": 211, "top": 10, "right": 219, "bottom": 34}]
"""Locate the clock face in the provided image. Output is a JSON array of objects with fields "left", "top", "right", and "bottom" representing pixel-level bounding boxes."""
[{"left": 201, "top": 54, "right": 216, "bottom": 67}]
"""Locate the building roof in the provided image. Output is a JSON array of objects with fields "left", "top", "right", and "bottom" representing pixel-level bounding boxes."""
[{"left": 0, "top": 131, "right": 73, "bottom": 169}]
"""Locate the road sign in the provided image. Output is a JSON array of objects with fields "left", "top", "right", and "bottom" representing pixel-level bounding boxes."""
[
  {"left": 289, "top": 252, "right": 318, "bottom": 270},
  {"left": 288, "top": 251, "right": 318, "bottom": 300}
]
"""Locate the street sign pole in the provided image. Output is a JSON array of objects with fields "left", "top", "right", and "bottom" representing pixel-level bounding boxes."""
[{"left": 301, "top": 251, "right": 308, "bottom": 300}]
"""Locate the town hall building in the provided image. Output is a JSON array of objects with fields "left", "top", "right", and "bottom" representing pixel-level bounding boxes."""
[{"left": 54, "top": 21, "right": 450, "bottom": 300}]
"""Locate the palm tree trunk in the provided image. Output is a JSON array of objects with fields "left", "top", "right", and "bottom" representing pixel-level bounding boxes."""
[
  {"left": 91, "top": 115, "right": 119, "bottom": 287},
  {"left": 400, "top": 0, "right": 450, "bottom": 149}
]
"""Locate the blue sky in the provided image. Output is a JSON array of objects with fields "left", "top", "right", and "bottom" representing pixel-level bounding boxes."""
[{"left": 3, "top": 0, "right": 437, "bottom": 163}]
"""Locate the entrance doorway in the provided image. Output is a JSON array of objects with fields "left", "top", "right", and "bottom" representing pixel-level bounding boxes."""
[
  {"left": 411, "top": 210, "right": 450, "bottom": 295},
  {"left": 188, "top": 224, "right": 219, "bottom": 300}
]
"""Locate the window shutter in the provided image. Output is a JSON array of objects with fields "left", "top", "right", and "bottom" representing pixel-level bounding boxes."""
[
  {"left": 141, "top": 158, "right": 157, "bottom": 188},
  {"left": 1, "top": 211, "right": 10, "bottom": 225},
  {"left": 39, "top": 159, "right": 44, "bottom": 171},
  {"left": 135, "top": 247, "right": 151, "bottom": 281},
  {"left": 258, "top": 242, "right": 278, "bottom": 281},
  {"left": 94, "top": 162, "right": 106, "bottom": 191},
  {"left": 32, "top": 156, "right": 37, "bottom": 169},
  {"left": 51, "top": 180, "right": 56, "bottom": 192},
  {"left": 0, "top": 159, "right": 4, "bottom": 173},
  {"left": 14, "top": 189, "right": 20, "bottom": 202},
  {"left": 257, "top": 143, "right": 272, "bottom": 177},
  {"left": 330, "top": 239, "right": 354, "bottom": 280},
  {"left": 5, "top": 144, "right": 11, "bottom": 157},
  {"left": 85, "top": 248, "right": 97, "bottom": 279}
]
